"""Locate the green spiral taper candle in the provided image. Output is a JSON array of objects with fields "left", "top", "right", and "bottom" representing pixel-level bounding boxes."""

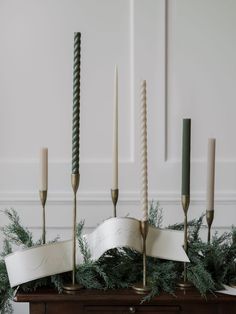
[{"left": 72, "top": 32, "right": 81, "bottom": 174}]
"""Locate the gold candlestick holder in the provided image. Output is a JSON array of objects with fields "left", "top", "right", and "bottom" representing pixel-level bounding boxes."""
[
  {"left": 177, "top": 195, "right": 193, "bottom": 289},
  {"left": 111, "top": 189, "right": 119, "bottom": 217},
  {"left": 132, "top": 220, "right": 151, "bottom": 294},
  {"left": 39, "top": 190, "right": 47, "bottom": 245},
  {"left": 206, "top": 210, "right": 214, "bottom": 243},
  {"left": 63, "top": 173, "right": 83, "bottom": 292}
]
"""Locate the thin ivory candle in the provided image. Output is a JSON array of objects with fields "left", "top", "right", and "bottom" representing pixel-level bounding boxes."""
[
  {"left": 140, "top": 80, "right": 148, "bottom": 221},
  {"left": 112, "top": 65, "right": 118, "bottom": 190},
  {"left": 40, "top": 148, "right": 48, "bottom": 191},
  {"left": 206, "top": 138, "right": 216, "bottom": 211}
]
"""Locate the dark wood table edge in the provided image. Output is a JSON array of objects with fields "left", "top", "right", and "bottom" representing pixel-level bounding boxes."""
[{"left": 14, "top": 288, "right": 236, "bottom": 305}]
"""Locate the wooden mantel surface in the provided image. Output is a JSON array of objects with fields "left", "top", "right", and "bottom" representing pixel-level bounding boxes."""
[{"left": 14, "top": 288, "right": 236, "bottom": 305}]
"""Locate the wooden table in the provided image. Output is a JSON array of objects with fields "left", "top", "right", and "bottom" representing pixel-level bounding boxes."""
[{"left": 14, "top": 288, "right": 236, "bottom": 314}]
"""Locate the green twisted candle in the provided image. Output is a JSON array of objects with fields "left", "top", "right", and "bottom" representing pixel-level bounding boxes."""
[{"left": 72, "top": 32, "right": 81, "bottom": 174}]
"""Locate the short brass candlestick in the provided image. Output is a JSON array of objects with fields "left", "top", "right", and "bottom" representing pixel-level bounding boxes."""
[
  {"left": 39, "top": 190, "right": 47, "bottom": 244},
  {"left": 132, "top": 220, "right": 151, "bottom": 294},
  {"left": 177, "top": 195, "right": 193, "bottom": 289},
  {"left": 63, "top": 173, "right": 83, "bottom": 292},
  {"left": 206, "top": 210, "right": 214, "bottom": 243},
  {"left": 111, "top": 189, "right": 119, "bottom": 217}
]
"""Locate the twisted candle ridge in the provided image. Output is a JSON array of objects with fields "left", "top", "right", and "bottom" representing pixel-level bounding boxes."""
[
  {"left": 72, "top": 32, "right": 81, "bottom": 174},
  {"left": 140, "top": 80, "right": 148, "bottom": 221}
]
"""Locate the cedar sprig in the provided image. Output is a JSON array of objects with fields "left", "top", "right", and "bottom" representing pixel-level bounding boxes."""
[{"left": 1, "top": 208, "right": 33, "bottom": 247}]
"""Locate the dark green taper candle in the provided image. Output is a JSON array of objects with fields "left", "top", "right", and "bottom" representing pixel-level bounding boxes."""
[
  {"left": 181, "top": 119, "right": 191, "bottom": 196},
  {"left": 72, "top": 32, "right": 81, "bottom": 174}
]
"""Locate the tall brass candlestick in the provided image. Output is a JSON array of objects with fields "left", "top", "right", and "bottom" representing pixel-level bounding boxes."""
[
  {"left": 132, "top": 220, "right": 151, "bottom": 293},
  {"left": 133, "top": 80, "right": 150, "bottom": 294},
  {"left": 63, "top": 32, "right": 82, "bottom": 292},
  {"left": 39, "top": 190, "right": 47, "bottom": 244},
  {"left": 177, "top": 195, "right": 193, "bottom": 289},
  {"left": 177, "top": 119, "right": 192, "bottom": 289},
  {"left": 63, "top": 174, "right": 82, "bottom": 292},
  {"left": 71, "top": 173, "right": 80, "bottom": 287}
]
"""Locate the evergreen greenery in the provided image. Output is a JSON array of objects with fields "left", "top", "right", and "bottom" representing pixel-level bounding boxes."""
[{"left": 0, "top": 205, "right": 235, "bottom": 313}]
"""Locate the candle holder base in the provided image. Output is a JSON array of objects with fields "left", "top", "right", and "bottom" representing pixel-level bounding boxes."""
[
  {"left": 132, "top": 282, "right": 151, "bottom": 294},
  {"left": 63, "top": 283, "right": 83, "bottom": 293},
  {"left": 176, "top": 280, "right": 193, "bottom": 290}
]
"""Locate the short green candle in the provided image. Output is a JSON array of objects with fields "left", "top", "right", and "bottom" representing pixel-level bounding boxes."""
[
  {"left": 72, "top": 32, "right": 81, "bottom": 174},
  {"left": 181, "top": 119, "right": 191, "bottom": 196}
]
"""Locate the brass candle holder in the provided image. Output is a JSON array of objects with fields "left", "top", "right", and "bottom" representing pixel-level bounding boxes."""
[
  {"left": 132, "top": 220, "right": 151, "bottom": 294},
  {"left": 39, "top": 190, "right": 47, "bottom": 244},
  {"left": 63, "top": 173, "right": 83, "bottom": 292},
  {"left": 177, "top": 195, "right": 193, "bottom": 289},
  {"left": 111, "top": 189, "right": 119, "bottom": 217},
  {"left": 206, "top": 210, "right": 214, "bottom": 243}
]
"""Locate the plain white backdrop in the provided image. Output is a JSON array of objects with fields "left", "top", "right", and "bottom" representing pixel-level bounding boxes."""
[{"left": 0, "top": 0, "right": 236, "bottom": 312}]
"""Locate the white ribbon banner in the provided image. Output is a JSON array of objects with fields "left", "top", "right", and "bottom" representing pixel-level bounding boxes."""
[
  {"left": 84, "top": 217, "right": 189, "bottom": 262},
  {"left": 5, "top": 217, "right": 189, "bottom": 287}
]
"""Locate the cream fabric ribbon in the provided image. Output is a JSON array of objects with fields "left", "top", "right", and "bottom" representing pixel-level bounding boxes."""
[{"left": 5, "top": 217, "right": 189, "bottom": 287}]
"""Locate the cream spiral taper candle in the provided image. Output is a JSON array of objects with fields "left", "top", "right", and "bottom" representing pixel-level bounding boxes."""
[{"left": 140, "top": 80, "right": 148, "bottom": 221}]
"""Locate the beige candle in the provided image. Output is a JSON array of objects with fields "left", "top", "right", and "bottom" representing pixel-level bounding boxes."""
[
  {"left": 112, "top": 65, "right": 118, "bottom": 190},
  {"left": 206, "top": 139, "right": 216, "bottom": 211},
  {"left": 140, "top": 80, "right": 148, "bottom": 221},
  {"left": 40, "top": 148, "right": 48, "bottom": 191}
]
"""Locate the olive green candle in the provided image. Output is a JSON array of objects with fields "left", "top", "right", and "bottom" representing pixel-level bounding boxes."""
[
  {"left": 181, "top": 119, "right": 191, "bottom": 196},
  {"left": 72, "top": 32, "right": 81, "bottom": 174}
]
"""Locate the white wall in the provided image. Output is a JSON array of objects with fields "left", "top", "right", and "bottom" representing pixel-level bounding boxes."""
[{"left": 0, "top": 0, "right": 236, "bottom": 313}]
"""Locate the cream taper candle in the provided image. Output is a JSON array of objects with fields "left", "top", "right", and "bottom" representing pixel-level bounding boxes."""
[
  {"left": 112, "top": 65, "right": 118, "bottom": 190},
  {"left": 140, "top": 80, "right": 148, "bottom": 221},
  {"left": 206, "top": 138, "right": 216, "bottom": 211},
  {"left": 40, "top": 148, "right": 48, "bottom": 191}
]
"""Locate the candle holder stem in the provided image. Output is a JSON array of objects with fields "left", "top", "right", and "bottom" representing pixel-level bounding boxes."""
[
  {"left": 132, "top": 221, "right": 151, "bottom": 294},
  {"left": 111, "top": 189, "right": 119, "bottom": 217},
  {"left": 177, "top": 195, "right": 193, "bottom": 289},
  {"left": 142, "top": 228, "right": 147, "bottom": 287},
  {"left": 183, "top": 213, "right": 187, "bottom": 283},
  {"left": 63, "top": 173, "right": 83, "bottom": 292},
  {"left": 39, "top": 190, "right": 47, "bottom": 245},
  {"left": 206, "top": 210, "right": 214, "bottom": 244}
]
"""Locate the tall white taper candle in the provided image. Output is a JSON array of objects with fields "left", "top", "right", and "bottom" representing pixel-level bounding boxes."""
[
  {"left": 140, "top": 80, "right": 148, "bottom": 221},
  {"left": 112, "top": 65, "right": 118, "bottom": 190},
  {"left": 206, "top": 139, "right": 216, "bottom": 211},
  {"left": 40, "top": 148, "right": 48, "bottom": 191}
]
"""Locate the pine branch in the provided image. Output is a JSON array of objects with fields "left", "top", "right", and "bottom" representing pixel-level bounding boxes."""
[
  {"left": 1, "top": 203, "right": 236, "bottom": 312},
  {"left": 1, "top": 209, "right": 33, "bottom": 247},
  {"left": 148, "top": 201, "right": 163, "bottom": 228}
]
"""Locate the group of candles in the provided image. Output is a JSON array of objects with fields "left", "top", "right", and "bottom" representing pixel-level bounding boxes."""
[
  {"left": 39, "top": 78, "right": 216, "bottom": 224},
  {"left": 182, "top": 119, "right": 216, "bottom": 212},
  {"left": 38, "top": 32, "right": 216, "bottom": 227},
  {"left": 112, "top": 69, "right": 216, "bottom": 221},
  {"left": 113, "top": 70, "right": 214, "bottom": 236}
]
